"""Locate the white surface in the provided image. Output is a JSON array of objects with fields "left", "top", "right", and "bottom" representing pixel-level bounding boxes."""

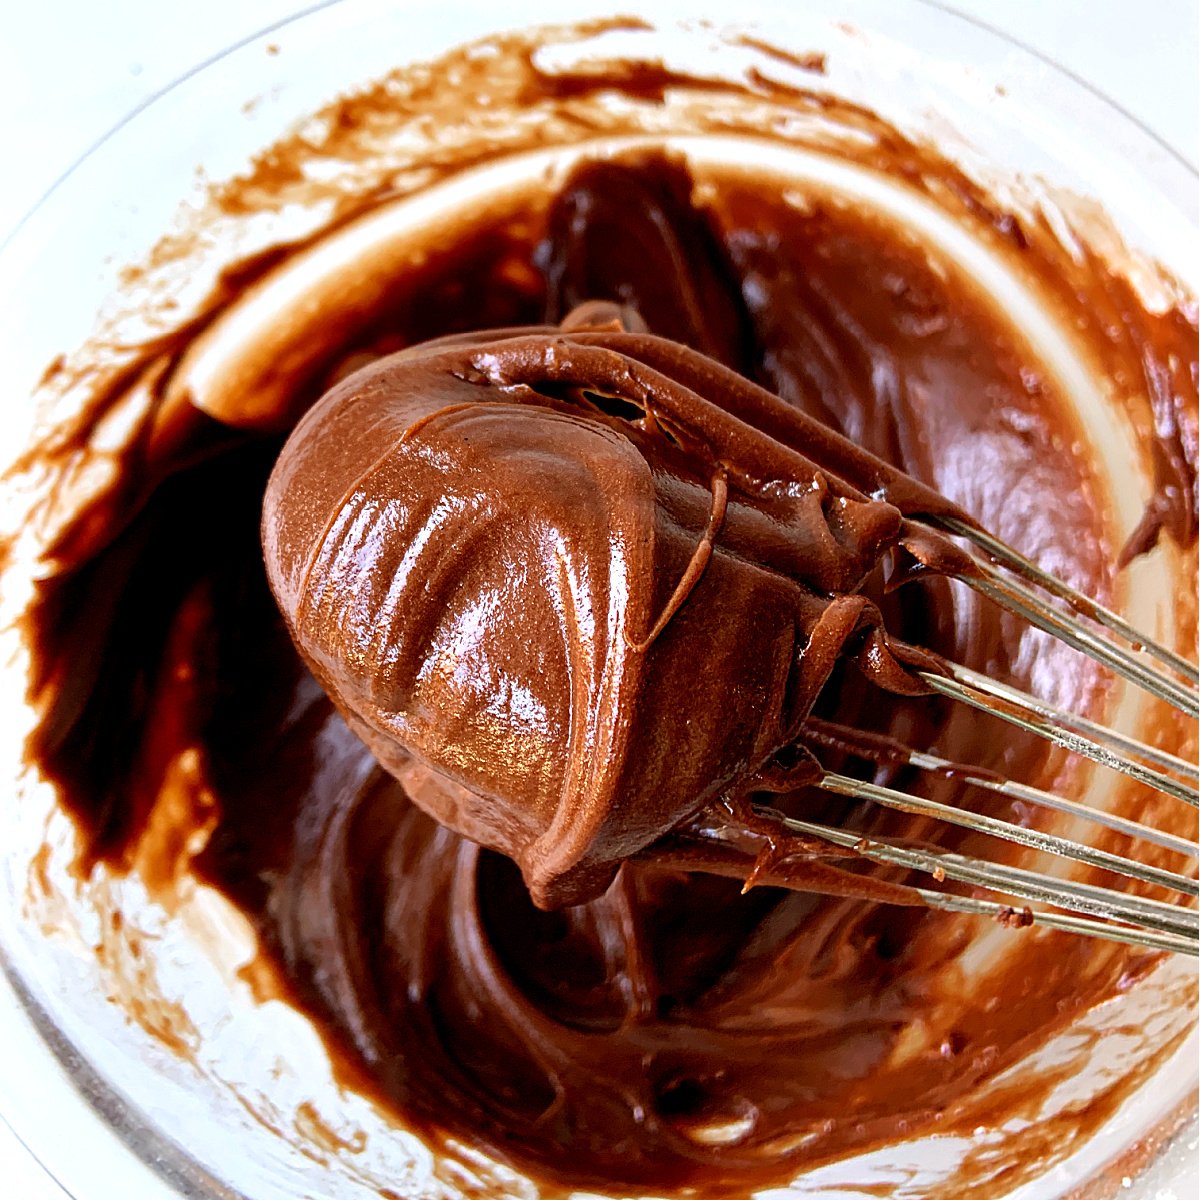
[{"left": 0, "top": 2, "right": 1194, "bottom": 1197}]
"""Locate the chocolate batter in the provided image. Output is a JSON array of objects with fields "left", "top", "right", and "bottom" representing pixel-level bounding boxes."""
[{"left": 14, "top": 29, "right": 1198, "bottom": 1200}]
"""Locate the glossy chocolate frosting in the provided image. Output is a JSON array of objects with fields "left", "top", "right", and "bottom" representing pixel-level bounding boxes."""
[
  {"left": 261, "top": 304, "right": 983, "bottom": 906},
  {"left": 19, "top": 113, "right": 1197, "bottom": 1197}
]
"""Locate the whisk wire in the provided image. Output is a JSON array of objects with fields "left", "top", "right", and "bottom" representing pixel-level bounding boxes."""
[
  {"left": 968, "top": 571, "right": 1198, "bottom": 717},
  {"left": 912, "top": 890, "right": 1196, "bottom": 956},
  {"left": 817, "top": 771, "right": 1197, "bottom": 896},
  {"left": 943, "top": 663, "right": 1196, "bottom": 777},
  {"left": 898, "top": 748, "right": 1195, "bottom": 857},
  {"left": 933, "top": 514, "right": 1200, "bottom": 686},
  {"left": 764, "top": 811, "right": 1199, "bottom": 956},
  {"left": 920, "top": 669, "right": 1199, "bottom": 807}
]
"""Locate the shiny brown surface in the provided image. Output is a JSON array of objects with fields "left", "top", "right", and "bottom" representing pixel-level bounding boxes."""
[
  {"left": 262, "top": 301, "right": 980, "bottom": 908},
  {"left": 15, "top": 31, "right": 1198, "bottom": 1200}
]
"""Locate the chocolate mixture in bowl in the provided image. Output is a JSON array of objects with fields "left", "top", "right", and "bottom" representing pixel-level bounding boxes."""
[{"left": 11, "top": 23, "right": 1197, "bottom": 1200}]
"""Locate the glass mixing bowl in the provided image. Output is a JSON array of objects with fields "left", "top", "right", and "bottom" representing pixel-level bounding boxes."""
[{"left": 0, "top": 2, "right": 1195, "bottom": 1197}]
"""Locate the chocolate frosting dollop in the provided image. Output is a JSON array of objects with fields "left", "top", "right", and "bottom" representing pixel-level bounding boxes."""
[{"left": 262, "top": 309, "right": 972, "bottom": 906}]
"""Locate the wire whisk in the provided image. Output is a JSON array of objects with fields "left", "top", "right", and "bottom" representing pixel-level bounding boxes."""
[{"left": 755, "top": 514, "right": 1198, "bottom": 957}]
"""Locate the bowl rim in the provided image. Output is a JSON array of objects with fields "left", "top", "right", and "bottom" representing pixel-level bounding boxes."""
[{"left": 1, "top": 0, "right": 1195, "bottom": 258}]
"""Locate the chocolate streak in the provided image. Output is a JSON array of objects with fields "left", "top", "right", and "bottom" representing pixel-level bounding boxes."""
[{"left": 16, "top": 48, "right": 1197, "bottom": 1200}]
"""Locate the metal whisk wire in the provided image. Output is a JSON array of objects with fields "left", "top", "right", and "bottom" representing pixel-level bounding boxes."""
[
  {"left": 757, "top": 811, "right": 1196, "bottom": 957},
  {"left": 934, "top": 514, "right": 1199, "bottom": 686},
  {"left": 769, "top": 515, "right": 1199, "bottom": 957}
]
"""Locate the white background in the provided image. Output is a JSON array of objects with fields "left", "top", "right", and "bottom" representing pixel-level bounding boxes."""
[{"left": 0, "top": 1, "right": 1194, "bottom": 1196}]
